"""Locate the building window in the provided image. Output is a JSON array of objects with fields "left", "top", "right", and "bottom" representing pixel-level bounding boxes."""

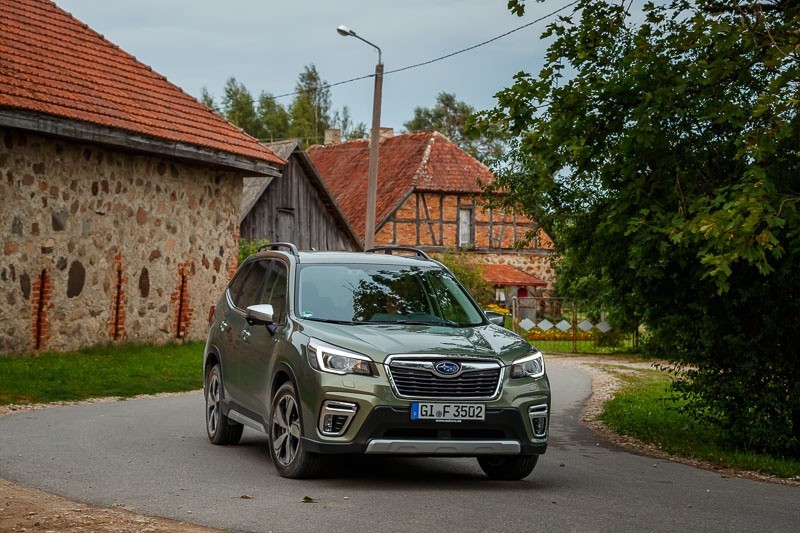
[{"left": 458, "top": 207, "right": 473, "bottom": 247}]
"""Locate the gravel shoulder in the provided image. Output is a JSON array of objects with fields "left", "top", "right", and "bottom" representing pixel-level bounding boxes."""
[{"left": 0, "top": 355, "right": 795, "bottom": 532}]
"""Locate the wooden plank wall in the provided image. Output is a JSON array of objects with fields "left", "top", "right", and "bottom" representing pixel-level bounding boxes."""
[{"left": 240, "top": 158, "right": 358, "bottom": 251}]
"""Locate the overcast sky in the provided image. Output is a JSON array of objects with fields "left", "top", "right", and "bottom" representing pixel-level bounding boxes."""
[{"left": 56, "top": 0, "right": 577, "bottom": 134}]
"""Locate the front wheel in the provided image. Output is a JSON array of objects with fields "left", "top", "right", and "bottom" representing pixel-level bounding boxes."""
[
  {"left": 477, "top": 455, "right": 538, "bottom": 480},
  {"left": 269, "top": 381, "right": 322, "bottom": 478},
  {"left": 205, "top": 364, "right": 243, "bottom": 445}
]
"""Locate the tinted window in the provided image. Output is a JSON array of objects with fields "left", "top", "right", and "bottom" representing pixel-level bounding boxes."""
[
  {"left": 237, "top": 260, "right": 270, "bottom": 310},
  {"left": 227, "top": 262, "right": 252, "bottom": 308},
  {"left": 297, "top": 264, "right": 484, "bottom": 326},
  {"left": 261, "top": 261, "right": 288, "bottom": 324}
]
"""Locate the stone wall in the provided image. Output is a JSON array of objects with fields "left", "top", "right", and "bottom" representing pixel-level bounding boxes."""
[{"left": 0, "top": 128, "right": 242, "bottom": 355}]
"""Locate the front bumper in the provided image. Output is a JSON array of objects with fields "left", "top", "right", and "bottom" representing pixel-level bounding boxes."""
[{"left": 302, "top": 406, "right": 548, "bottom": 456}]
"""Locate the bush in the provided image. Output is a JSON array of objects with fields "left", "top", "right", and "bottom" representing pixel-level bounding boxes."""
[
  {"left": 435, "top": 250, "right": 494, "bottom": 306},
  {"left": 238, "top": 238, "right": 269, "bottom": 265}
]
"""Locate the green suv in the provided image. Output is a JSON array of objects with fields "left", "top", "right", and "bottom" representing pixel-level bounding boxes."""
[{"left": 203, "top": 244, "right": 550, "bottom": 479}]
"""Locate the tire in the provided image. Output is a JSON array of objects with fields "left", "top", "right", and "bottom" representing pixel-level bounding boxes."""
[
  {"left": 269, "top": 381, "right": 323, "bottom": 479},
  {"left": 205, "top": 363, "right": 243, "bottom": 445},
  {"left": 477, "top": 455, "right": 538, "bottom": 480}
]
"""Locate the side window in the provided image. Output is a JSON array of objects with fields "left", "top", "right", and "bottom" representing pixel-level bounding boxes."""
[
  {"left": 237, "top": 260, "right": 270, "bottom": 310},
  {"left": 261, "top": 261, "right": 288, "bottom": 324},
  {"left": 227, "top": 263, "right": 252, "bottom": 308}
]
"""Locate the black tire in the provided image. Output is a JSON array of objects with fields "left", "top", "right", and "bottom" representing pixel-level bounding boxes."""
[
  {"left": 204, "top": 363, "right": 243, "bottom": 445},
  {"left": 269, "top": 381, "right": 323, "bottom": 479},
  {"left": 477, "top": 455, "right": 538, "bottom": 480}
]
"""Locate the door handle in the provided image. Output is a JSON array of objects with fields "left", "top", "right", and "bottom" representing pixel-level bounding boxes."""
[
  {"left": 219, "top": 320, "right": 230, "bottom": 332},
  {"left": 241, "top": 329, "right": 252, "bottom": 341}
]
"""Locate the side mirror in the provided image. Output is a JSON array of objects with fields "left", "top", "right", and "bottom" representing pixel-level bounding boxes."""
[
  {"left": 246, "top": 304, "right": 275, "bottom": 325},
  {"left": 484, "top": 311, "right": 505, "bottom": 327}
]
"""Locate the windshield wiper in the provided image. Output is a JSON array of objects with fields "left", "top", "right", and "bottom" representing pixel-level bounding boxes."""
[
  {"left": 306, "top": 318, "right": 357, "bottom": 325},
  {"left": 395, "top": 318, "right": 460, "bottom": 327}
]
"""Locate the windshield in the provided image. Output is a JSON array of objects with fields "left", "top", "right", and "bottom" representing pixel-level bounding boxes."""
[{"left": 296, "top": 264, "right": 485, "bottom": 327}]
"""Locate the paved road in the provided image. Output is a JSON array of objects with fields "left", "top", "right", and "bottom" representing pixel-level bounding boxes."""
[{"left": 0, "top": 361, "right": 797, "bottom": 533}]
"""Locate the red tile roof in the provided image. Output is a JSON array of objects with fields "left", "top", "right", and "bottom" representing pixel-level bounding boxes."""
[
  {"left": 0, "top": 0, "right": 283, "bottom": 167},
  {"left": 307, "top": 131, "right": 495, "bottom": 239},
  {"left": 481, "top": 264, "right": 547, "bottom": 287}
]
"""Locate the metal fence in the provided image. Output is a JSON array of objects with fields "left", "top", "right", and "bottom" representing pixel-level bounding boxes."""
[{"left": 511, "top": 297, "right": 636, "bottom": 354}]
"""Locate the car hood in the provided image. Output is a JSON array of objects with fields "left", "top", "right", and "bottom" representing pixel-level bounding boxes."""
[{"left": 297, "top": 320, "right": 532, "bottom": 364}]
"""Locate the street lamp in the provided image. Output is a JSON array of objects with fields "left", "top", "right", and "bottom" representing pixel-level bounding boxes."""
[{"left": 337, "top": 25, "right": 383, "bottom": 251}]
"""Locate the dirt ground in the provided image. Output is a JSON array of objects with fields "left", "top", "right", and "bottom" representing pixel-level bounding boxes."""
[{"left": 0, "top": 355, "right": 795, "bottom": 532}]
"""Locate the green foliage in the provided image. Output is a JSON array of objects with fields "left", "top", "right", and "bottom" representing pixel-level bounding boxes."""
[
  {"left": 238, "top": 238, "right": 269, "bottom": 265},
  {"left": 435, "top": 251, "right": 494, "bottom": 306},
  {"left": 0, "top": 342, "right": 204, "bottom": 404},
  {"left": 257, "top": 91, "right": 291, "bottom": 141},
  {"left": 332, "top": 106, "right": 368, "bottom": 140},
  {"left": 600, "top": 369, "right": 800, "bottom": 479},
  {"left": 483, "top": 0, "right": 800, "bottom": 456},
  {"left": 221, "top": 77, "right": 262, "bottom": 138},
  {"left": 404, "top": 92, "right": 507, "bottom": 161},
  {"left": 289, "top": 64, "right": 332, "bottom": 145}
]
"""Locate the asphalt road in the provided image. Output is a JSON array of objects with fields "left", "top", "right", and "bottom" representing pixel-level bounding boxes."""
[{"left": 0, "top": 361, "right": 797, "bottom": 533}]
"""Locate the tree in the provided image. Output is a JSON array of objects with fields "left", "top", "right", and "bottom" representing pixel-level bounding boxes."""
[
  {"left": 199, "top": 86, "right": 219, "bottom": 112},
  {"left": 289, "top": 64, "right": 332, "bottom": 145},
  {"left": 483, "top": 0, "right": 800, "bottom": 456},
  {"left": 404, "top": 92, "right": 507, "bottom": 161},
  {"left": 332, "top": 106, "right": 369, "bottom": 140},
  {"left": 221, "top": 77, "right": 262, "bottom": 138},
  {"left": 257, "top": 91, "right": 291, "bottom": 142}
]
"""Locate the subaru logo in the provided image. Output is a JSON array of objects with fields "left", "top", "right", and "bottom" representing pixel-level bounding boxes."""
[{"left": 434, "top": 361, "right": 461, "bottom": 376}]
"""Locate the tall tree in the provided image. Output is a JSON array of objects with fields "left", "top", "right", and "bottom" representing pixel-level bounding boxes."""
[
  {"left": 221, "top": 77, "right": 261, "bottom": 138},
  {"left": 257, "top": 91, "right": 291, "bottom": 142},
  {"left": 332, "top": 105, "right": 368, "bottom": 140},
  {"left": 199, "top": 86, "right": 219, "bottom": 113},
  {"left": 405, "top": 92, "right": 506, "bottom": 161},
  {"left": 483, "top": 0, "right": 800, "bottom": 456},
  {"left": 289, "top": 64, "right": 332, "bottom": 145}
]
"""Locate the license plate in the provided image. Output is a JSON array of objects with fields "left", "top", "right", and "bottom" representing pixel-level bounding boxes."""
[{"left": 410, "top": 402, "right": 485, "bottom": 421}]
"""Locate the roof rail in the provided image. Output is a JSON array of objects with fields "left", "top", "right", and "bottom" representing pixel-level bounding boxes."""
[
  {"left": 258, "top": 242, "right": 300, "bottom": 258},
  {"left": 366, "top": 246, "right": 432, "bottom": 261}
]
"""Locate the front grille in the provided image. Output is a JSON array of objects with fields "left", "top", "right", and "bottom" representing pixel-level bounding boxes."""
[{"left": 387, "top": 359, "right": 502, "bottom": 399}]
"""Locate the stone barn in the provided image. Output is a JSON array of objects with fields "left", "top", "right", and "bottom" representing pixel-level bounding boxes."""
[{"left": 0, "top": 0, "right": 284, "bottom": 354}]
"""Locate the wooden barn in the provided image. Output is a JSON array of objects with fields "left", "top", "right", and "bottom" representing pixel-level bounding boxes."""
[{"left": 240, "top": 140, "right": 361, "bottom": 251}]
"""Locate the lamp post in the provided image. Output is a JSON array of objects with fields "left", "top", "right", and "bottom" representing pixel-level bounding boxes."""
[{"left": 337, "top": 25, "right": 383, "bottom": 251}]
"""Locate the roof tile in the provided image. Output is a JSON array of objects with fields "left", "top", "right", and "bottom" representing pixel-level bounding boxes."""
[
  {"left": 0, "top": 0, "right": 282, "bottom": 166},
  {"left": 481, "top": 264, "right": 547, "bottom": 287},
  {"left": 307, "top": 131, "right": 495, "bottom": 239}
]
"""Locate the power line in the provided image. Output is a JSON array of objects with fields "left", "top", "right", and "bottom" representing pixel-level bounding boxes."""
[{"left": 267, "top": 0, "right": 580, "bottom": 101}]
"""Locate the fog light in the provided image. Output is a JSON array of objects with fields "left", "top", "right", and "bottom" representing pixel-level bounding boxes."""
[
  {"left": 318, "top": 401, "right": 357, "bottom": 436},
  {"left": 529, "top": 405, "right": 548, "bottom": 439}
]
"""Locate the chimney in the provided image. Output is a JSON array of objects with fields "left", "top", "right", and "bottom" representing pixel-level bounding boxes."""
[
  {"left": 379, "top": 127, "right": 394, "bottom": 141},
  {"left": 324, "top": 129, "right": 341, "bottom": 145}
]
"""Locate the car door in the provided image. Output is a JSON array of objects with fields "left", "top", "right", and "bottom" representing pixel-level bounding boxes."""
[
  {"left": 238, "top": 259, "right": 289, "bottom": 415},
  {"left": 226, "top": 259, "right": 270, "bottom": 406}
]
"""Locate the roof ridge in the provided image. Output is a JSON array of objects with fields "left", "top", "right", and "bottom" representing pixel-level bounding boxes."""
[{"left": 410, "top": 131, "right": 436, "bottom": 189}]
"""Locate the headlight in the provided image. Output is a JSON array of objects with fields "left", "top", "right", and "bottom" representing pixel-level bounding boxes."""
[
  {"left": 510, "top": 349, "right": 545, "bottom": 379},
  {"left": 307, "top": 338, "right": 374, "bottom": 376}
]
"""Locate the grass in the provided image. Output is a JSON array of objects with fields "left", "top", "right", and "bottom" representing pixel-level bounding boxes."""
[
  {"left": 0, "top": 342, "right": 204, "bottom": 405},
  {"left": 599, "top": 368, "right": 800, "bottom": 480},
  {"left": 533, "top": 338, "right": 637, "bottom": 355}
]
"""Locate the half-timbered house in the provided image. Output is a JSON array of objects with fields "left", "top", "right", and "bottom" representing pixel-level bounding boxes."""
[{"left": 306, "top": 130, "right": 555, "bottom": 293}]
